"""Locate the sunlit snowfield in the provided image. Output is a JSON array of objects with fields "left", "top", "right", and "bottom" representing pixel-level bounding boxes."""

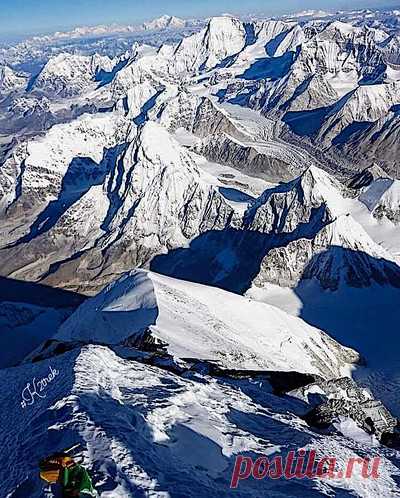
[{"left": 1, "top": 8, "right": 400, "bottom": 498}]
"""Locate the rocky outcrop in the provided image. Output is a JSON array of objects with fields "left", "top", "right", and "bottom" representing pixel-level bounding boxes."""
[
  {"left": 303, "top": 377, "right": 399, "bottom": 445},
  {"left": 158, "top": 93, "right": 249, "bottom": 140},
  {"left": 348, "top": 163, "right": 389, "bottom": 189},
  {"left": 195, "top": 132, "right": 302, "bottom": 181}
]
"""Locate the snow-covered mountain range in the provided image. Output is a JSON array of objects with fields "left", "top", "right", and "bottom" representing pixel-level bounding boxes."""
[
  {"left": 3, "top": 10, "right": 400, "bottom": 173},
  {"left": 1, "top": 8, "right": 400, "bottom": 498},
  {"left": 0, "top": 15, "right": 204, "bottom": 72}
]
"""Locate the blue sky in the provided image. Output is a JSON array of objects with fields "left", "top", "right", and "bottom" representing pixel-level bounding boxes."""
[{"left": 0, "top": 0, "right": 399, "bottom": 36}]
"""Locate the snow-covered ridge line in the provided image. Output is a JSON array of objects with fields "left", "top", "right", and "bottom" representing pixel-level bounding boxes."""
[
  {"left": 0, "top": 65, "right": 27, "bottom": 94},
  {"left": 11, "top": 15, "right": 201, "bottom": 46},
  {"left": 54, "top": 269, "right": 359, "bottom": 378},
  {"left": 0, "top": 108, "right": 398, "bottom": 294},
  {"left": 3, "top": 344, "right": 400, "bottom": 497}
]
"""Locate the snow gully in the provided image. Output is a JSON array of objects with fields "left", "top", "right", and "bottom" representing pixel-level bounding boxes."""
[{"left": 230, "top": 450, "right": 381, "bottom": 488}]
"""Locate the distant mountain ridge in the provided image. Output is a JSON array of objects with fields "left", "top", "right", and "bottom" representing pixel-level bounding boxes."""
[{"left": 1, "top": 10, "right": 400, "bottom": 498}]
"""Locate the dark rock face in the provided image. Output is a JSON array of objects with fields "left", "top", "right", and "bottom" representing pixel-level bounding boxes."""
[
  {"left": 347, "top": 164, "right": 390, "bottom": 190},
  {"left": 196, "top": 133, "right": 298, "bottom": 182},
  {"left": 381, "top": 429, "right": 400, "bottom": 450},
  {"left": 303, "top": 377, "right": 399, "bottom": 445},
  {"left": 185, "top": 361, "right": 324, "bottom": 394},
  {"left": 305, "top": 398, "right": 397, "bottom": 437}
]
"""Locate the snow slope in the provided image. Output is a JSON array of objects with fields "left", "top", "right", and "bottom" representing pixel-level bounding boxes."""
[
  {"left": 2, "top": 344, "right": 400, "bottom": 498},
  {"left": 247, "top": 279, "right": 400, "bottom": 418},
  {"left": 56, "top": 270, "right": 358, "bottom": 378},
  {"left": 32, "top": 53, "right": 115, "bottom": 96},
  {"left": 0, "top": 65, "right": 27, "bottom": 94}
]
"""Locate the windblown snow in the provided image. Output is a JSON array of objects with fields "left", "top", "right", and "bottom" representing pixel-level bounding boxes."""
[
  {"left": 2, "top": 345, "right": 400, "bottom": 498},
  {"left": 1, "top": 9, "right": 400, "bottom": 498},
  {"left": 56, "top": 269, "right": 358, "bottom": 378}
]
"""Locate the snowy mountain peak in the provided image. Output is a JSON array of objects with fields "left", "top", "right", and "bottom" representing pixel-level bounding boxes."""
[
  {"left": 320, "top": 20, "right": 386, "bottom": 42},
  {"left": 135, "top": 121, "right": 195, "bottom": 166},
  {"left": 253, "top": 211, "right": 400, "bottom": 290},
  {"left": 238, "top": 163, "right": 400, "bottom": 290},
  {"left": 319, "top": 214, "right": 390, "bottom": 257},
  {"left": 325, "top": 20, "right": 358, "bottom": 36},
  {"left": 300, "top": 164, "right": 340, "bottom": 188},
  {"left": 334, "top": 83, "right": 400, "bottom": 123},
  {"left": 205, "top": 16, "right": 247, "bottom": 50},
  {"left": 143, "top": 15, "right": 186, "bottom": 30},
  {"left": 0, "top": 65, "right": 27, "bottom": 93},
  {"left": 207, "top": 15, "right": 241, "bottom": 29},
  {"left": 298, "top": 166, "right": 348, "bottom": 208},
  {"left": 55, "top": 268, "right": 357, "bottom": 377},
  {"left": 248, "top": 165, "right": 348, "bottom": 231},
  {"left": 302, "top": 213, "right": 400, "bottom": 288},
  {"left": 32, "top": 52, "right": 115, "bottom": 96},
  {"left": 38, "top": 52, "right": 113, "bottom": 75},
  {"left": 171, "top": 16, "right": 247, "bottom": 72}
]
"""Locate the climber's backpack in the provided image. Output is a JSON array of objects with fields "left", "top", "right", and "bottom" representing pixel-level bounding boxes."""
[
  {"left": 39, "top": 454, "right": 75, "bottom": 483},
  {"left": 39, "top": 459, "right": 61, "bottom": 484}
]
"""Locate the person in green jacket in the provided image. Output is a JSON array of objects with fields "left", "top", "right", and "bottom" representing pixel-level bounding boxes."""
[
  {"left": 40, "top": 452, "right": 97, "bottom": 497},
  {"left": 61, "top": 458, "right": 96, "bottom": 497}
]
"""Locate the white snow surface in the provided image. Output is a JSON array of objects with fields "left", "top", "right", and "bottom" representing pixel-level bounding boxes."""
[
  {"left": 143, "top": 15, "right": 186, "bottom": 31},
  {"left": 0, "top": 65, "right": 27, "bottom": 93},
  {"left": 57, "top": 270, "right": 355, "bottom": 378},
  {"left": 1, "top": 12, "right": 400, "bottom": 498},
  {"left": 0, "top": 111, "right": 129, "bottom": 214},
  {"left": 333, "top": 417, "right": 379, "bottom": 446},
  {"left": 2, "top": 345, "right": 400, "bottom": 497},
  {"left": 32, "top": 53, "right": 115, "bottom": 96}
]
